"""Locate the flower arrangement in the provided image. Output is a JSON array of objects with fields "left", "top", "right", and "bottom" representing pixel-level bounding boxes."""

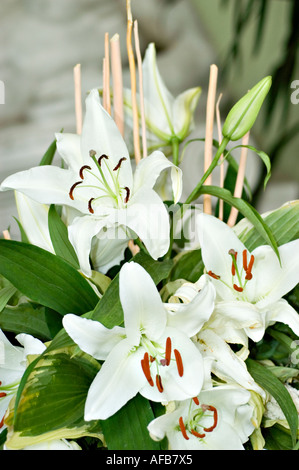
[{"left": 0, "top": 2, "right": 298, "bottom": 452}]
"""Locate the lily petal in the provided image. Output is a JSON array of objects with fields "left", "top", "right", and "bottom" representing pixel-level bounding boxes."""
[
  {"left": 264, "top": 299, "right": 299, "bottom": 337},
  {"left": 62, "top": 314, "right": 125, "bottom": 361},
  {"left": 55, "top": 132, "right": 83, "bottom": 172},
  {"left": 196, "top": 213, "right": 247, "bottom": 298},
  {"left": 166, "top": 276, "right": 216, "bottom": 337},
  {"left": 173, "top": 87, "right": 201, "bottom": 139},
  {"left": 249, "top": 239, "right": 299, "bottom": 308},
  {"left": 119, "top": 262, "right": 167, "bottom": 345},
  {"left": 122, "top": 187, "right": 170, "bottom": 260},
  {"left": 84, "top": 338, "right": 146, "bottom": 421},
  {"left": 81, "top": 89, "right": 133, "bottom": 189},
  {"left": 133, "top": 150, "right": 183, "bottom": 203}
]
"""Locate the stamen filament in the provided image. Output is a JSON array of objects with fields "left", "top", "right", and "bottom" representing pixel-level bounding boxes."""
[{"left": 179, "top": 417, "right": 189, "bottom": 440}]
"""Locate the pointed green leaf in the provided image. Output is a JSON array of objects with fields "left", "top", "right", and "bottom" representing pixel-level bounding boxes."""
[
  {"left": 101, "top": 394, "right": 160, "bottom": 450},
  {"left": 39, "top": 138, "right": 57, "bottom": 166},
  {"left": 0, "top": 240, "right": 99, "bottom": 315},
  {"left": 246, "top": 358, "right": 298, "bottom": 446},
  {"left": 48, "top": 204, "right": 80, "bottom": 269}
]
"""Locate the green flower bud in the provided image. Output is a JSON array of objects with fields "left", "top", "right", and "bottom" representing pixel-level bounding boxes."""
[{"left": 222, "top": 76, "right": 272, "bottom": 141}]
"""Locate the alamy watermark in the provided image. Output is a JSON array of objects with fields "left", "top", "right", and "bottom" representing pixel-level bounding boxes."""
[{"left": 290, "top": 80, "right": 299, "bottom": 105}]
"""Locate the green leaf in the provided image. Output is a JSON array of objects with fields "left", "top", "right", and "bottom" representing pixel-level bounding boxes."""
[
  {"left": 195, "top": 185, "right": 280, "bottom": 262},
  {"left": 170, "top": 249, "right": 204, "bottom": 283},
  {"left": 0, "top": 302, "right": 62, "bottom": 341},
  {"left": 0, "top": 283, "right": 18, "bottom": 312},
  {"left": 101, "top": 394, "right": 160, "bottom": 450},
  {"left": 235, "top": 200, "right": 299, "bottom": 250},
  {"left": 0, "top": 240, "right": 99, "bottom": 316},
  {"left": 39, "top": 137, "right": 57, "bottom": 166},
  {"left": 263, "top": 424, "right": 296, "bottom": 451},
  {"left": 246, "top": 358, "right": 298, "bottom": 446},
  {"left": 222, "top": 76, "right": 272, "bottom": 141},
  {"left": 92, "top": 251, "right": 173, "bottom": 328},
  {"left": 7, "top": 349, "right": 103, "bottom": 449},
  {"left": 48, "top": 204, "right": 80, "bottom": 269}
]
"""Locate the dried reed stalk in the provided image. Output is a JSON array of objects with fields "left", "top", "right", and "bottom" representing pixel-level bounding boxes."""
[
  {"left": 110, "top": 33, "right": 124, "bottom": 136},
  {"left": 203, "top": 64, "right": 218, "bottom": 214},
  {"left": 216, "top": 93, "right": 224, "bottom": 221},
  {"left": 73, "top": 64, "right": 83, "bottom": 134},
  {"left": 134, "top": 19, "right": 147, "bottom": 158}
]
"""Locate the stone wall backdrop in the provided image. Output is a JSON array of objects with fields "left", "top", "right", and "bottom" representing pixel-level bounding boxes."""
[{"left": 1, "top": 0, "right": 298, "bottom": 238}]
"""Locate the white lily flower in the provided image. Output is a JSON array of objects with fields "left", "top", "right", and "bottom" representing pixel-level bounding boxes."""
[
  {"left": 0, "top": 329, "right": 45, "bottom": 430},
  {"left": 196, "top": 213, "right": 299, "bottom": 342},
  {"left": 123, "top": 43, "right": 201, "bottom": 151},
  {"left": 148, "top": 384, "right": 255, "bottom": 450},
  {"left": 62, "top": 261, "right": 214, "bottom": 421},
  {"left": 1, "top": 89, "right": 182, "bottom": 277},
  {"left": 14, "top": 191, "right": 54, "bottom": 253}
]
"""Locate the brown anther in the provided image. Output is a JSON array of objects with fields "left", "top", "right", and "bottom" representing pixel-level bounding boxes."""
[
  {"left": 207, "top": 270, "right": 220, "bottom": 280},
  {"left": 0, "top": 392, "right": 7, "bottom": 398},
  {"left": 124, "top": 187, "right": 130, "bottom": 204},
  {"left": 141, "top": 352, "right": 154, "bottom": 387},
  {"left": 156, "top": 374, "right": 164, "bottom": 393},
  {"left": 113, "top": 157, "right": 127, "bottom": 171},
  {"left": 149, "top": 355, "right": 156, "bottom": 363},
  {"left": 179, "top": 417, "right": 189, "bottom": 440},
  {"left": 233, "top": 284, "right": 243, "bottom": 293},
  {"left": 79, "top": 165, "right": 92, "bottom": 179},
  {"left": 165, "top": 337, "right": 172, "bottom": 366},
  {"left": 247, "top": 255, "right": 255, "bottom": 274},
  {"left": 203, "top": 405, "right": 218, "bottom": 432},
  {"left": 69, "top": 181, "right": 83, "bottom": 200},
  {"left": 191, "top": 429, "right": 206, "bottom": 438},
  {"left": 88, "top": 198, "right": 95, "bottom": 214},
  {"left": 245, "top": 272, "right": 253, "bottom": 281},
  {"left": 0, "top": 415, "right": 4, "bottom": 429},
  {"left": 192, "top": 397, "right": 200, "bottom": 406},
  {"left": 174, "top": 349, "right": 184, "bottom": 377},
  {"left": 98, "top": 154, "right": 109, "bottom": 166},
  {"left": 242, "top": 249, "right": 248, "bottom": 271}
]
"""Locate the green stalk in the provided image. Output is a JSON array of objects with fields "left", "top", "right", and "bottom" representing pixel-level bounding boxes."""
[
  {"left": 185, "top": 137, "right": 229, "bottom": 204},
  {"left": 172, "top": 137, "right": 180, "bottom": 167}
]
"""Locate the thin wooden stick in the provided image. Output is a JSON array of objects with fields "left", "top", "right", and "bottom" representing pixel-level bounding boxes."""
[
  {"left": 73, "top": 64, "right": 83, "bottom": 134},
  {"left": 216, "top": 93, "right": 224, "bottom": 221},
  {"left": 134, "top": 19, "right": 147, "bottom": 158},
  {"left": 203, "top": 64, "right": 218, "bottom": 214},
  {"left": 2, "top": 230, "right": 11, "bottom": 240},
  {"left": 110, "top": 33, "right": 124, "bottom": 136},
  {"left": 103, "top": 32, "right": 111, "bottom": 115},
  {"left": 126, "top": 0, "right": 141, "bottom": 164},
  {"left": 227, "top": 131, "right": 250, "bottom": 227}
]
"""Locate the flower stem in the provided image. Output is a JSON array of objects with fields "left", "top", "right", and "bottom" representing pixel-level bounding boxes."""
[
  {"left": 185, "top": 137, "right": 229, "bottom": 204},
  {"left": 172, "top": 137, "right": 180, "bottom": 167}
]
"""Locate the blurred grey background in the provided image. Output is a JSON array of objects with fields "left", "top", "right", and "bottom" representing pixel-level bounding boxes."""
[{"left": 0, "top": 0, "right": 298, "bottom": 238}]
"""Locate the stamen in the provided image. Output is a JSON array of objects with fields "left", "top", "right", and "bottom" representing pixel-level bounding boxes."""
[
  {"left": 231, "top": 260, "right": 236, "bottom": 276},
  {"left": 242, "top": 249, "right": 248, "bottom": 271},
  {"left": 229, "top": 250, "right": 237, "bottom": 276},
  {"left": 192, "top": 397, "right": 200, "bottom": 406},
  {"left": 165, "top": 337, "right": 172, "bottom": 366},
  {"left": 156, "top": 374, "right": 164, "bottom": 393},
  {"left": 88, "top": 198, "right": 95, "bottom": 214},
  {"left": 191, "top": 429, "right": 206, "bottom": 438},
  {"left": 150, "top": 355, "right": 156, "bottom": 363},
  {"left": 233, "top": 284, "right": 243, "bottom": 292},
  {"left": 69, "top": 181, "right": 83, "bottom": 200},
  {"left": 141, "top": 352, "right": 154, "bottom": 387},
  {"left": 0, "top": 415, "right": 4, "bottom": 429},
  {"left": 0, "top": 392, "right": 7, "bottom": 398},
  {"left": 179, "top": 417, "right": 189, "bottom": 440},
  {"left": 207, "top": 270, "right": 220, "bottom": 280},
  {"left": 203, "top": 405, "right": 218, "bottom": 432},
  {"left": 98, "top": 154, "right": 109, "bottom": 166},
  {"left": 79, "top": 165, "right": 92, "bottom": 179},
  {"left": 247, "top": 254, "right": 255, "bottom": 274},
  {"left": 124, "top": 186, "right": 130, "bottom": 204},
  {"left": 174, "top": 349, "right": 184, "bottom": 377},
  {"left": 245, "top": 272, "right": 253, "bottom": 281},
  {"left": 113, "top": 157, "right": 127, "bottom": 171}
]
